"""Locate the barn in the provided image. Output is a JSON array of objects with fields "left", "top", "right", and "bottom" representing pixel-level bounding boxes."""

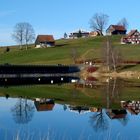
[{"left": 35, "top": 35, "right": 55, "bottom": 48}]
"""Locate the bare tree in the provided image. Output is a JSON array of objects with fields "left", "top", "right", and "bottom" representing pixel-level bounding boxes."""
[
  {"left": 12, "top": 23, "right": 25, "bottom": 49},
  {"left": 12, "top": 22, "right": 35, "bottom": 50},
  {"left": 117, "top": 18, "right": 128, "bottom": 30},
  {"left": 11, "top": 97, "right": 35, "bottom": 124},
  {"left": 102, "top": 38, "right": 122, "bottom": 71},
  {"left": 24, "top": 22, "right": 35, "bottom": 50},
  {"left": 89, "top": 13, "right": 109, "bottom": 35}
]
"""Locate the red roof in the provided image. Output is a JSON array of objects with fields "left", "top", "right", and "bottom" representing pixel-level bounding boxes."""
[
  {"left": 127, "top": 30, "right": 138, "bottom": 37},
  {"left": 35, "top": 103, "right": 55, "bottom": 111},
  {"left": 111, "top": 25, "right": 126, "bottom": 31},
  {"left": 36, "top": 35, "right": 55, "bottom": 43}
]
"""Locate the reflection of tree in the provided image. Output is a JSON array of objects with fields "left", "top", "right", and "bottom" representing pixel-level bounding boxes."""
[
  {"left": 11, "top": 97, "right": 35, "bottom": 124},
  {"left": 102, "top": 78, "right": 124, "bottom": 108},
  {"left": 117, "top": 116, "right": 129, "bottom": 126},
  {"left": 89, "top": 109, "right": 109, "bottom": 132},
  {"left": 63, "top": 104, "right": 67, "bottom": 111},
  {"left": 5, "top": 94, "right": 10, "bottom": 99}
]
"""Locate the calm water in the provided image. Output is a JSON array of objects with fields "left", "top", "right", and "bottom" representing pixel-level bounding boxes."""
[
  {"left": 0, "top": 76, "right": 140, "bottom": 140},
  {"left": 0, "top": 97, "right": 140, "bottom": 140}
]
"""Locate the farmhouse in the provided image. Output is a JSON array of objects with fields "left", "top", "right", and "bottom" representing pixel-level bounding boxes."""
[
  {"left": 106, "top": 25, "right": 127, "bottom": 35},
  {"left": 34, "top": 98, "right": 55, "bottom": 111},
  {"left": 106, "top": 109, "right": 127, "bottom": 119},
  {"left": 35, "top": 35, "right": 55, "bottom": 48},
  {"left": 121, "top": 30, "right": 140, "bottom": 44},
  {"left": 69, "top": 29, "right": 89, "bottom": 39},
  {"left": 89, "top": 31, "right": 102, "bottom": 37},
  {"left": 121, "top": 101, "right": 140, "bottom": 115}
]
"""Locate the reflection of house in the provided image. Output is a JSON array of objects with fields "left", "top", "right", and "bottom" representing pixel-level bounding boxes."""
[
  {"left": 90, "top": 107, "right": 101, "bottom": 112},
  {"left": 106, "top": 109, "right": 127, "bottom": 119},
  {"left": 69, "top": 30, "right": 89, "bottom": 39},
  {"left": 34, "top": 98, "right": 55, "bottom": 111},
  {"left": 35, "top": 35, "right": 55, "bottom": 48},
  {"left": 69, "top": 105, "right": 90, "bottom": 114},
  {"left": 106, "top": 25, "right": 126, "bottom": 35},
  {"left": 121, "top": 101, "right": 140, "bottom": 115},
  {"left": 121, "top": 30, "right": 140, "bottom": 44}
]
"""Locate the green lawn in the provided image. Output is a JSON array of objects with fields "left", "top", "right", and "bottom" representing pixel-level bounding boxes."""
[
  {"left": 0, "top": 84, "right": 103, "bottom": 107},
  {"left": 0, "top": 84, "right": 140, "bottom": 108},
  {"left": 0, "top": 35, "right": 140, "bottom": 65}
]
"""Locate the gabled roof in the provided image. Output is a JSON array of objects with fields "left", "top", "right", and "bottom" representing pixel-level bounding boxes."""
[
  {"left": 108, "top": 25, "right": 126, "bottom": 31},
  {"left": 36, "top": 35, "right": 55, "bottom": 43},
  {"left": 127, "top": 29, "right": 138, "bottom": 37}
]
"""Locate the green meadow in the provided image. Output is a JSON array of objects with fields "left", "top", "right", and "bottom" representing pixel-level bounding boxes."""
[{"left": 0, "top": 35, "right": 140, "bottom": 66}]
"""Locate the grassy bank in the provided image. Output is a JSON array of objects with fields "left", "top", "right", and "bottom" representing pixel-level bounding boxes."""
[
  {"left": 0, "top": 84, "right": 140, "bottom": 108},
  {"left": 0, "top": 84, "right": 103, "bottom": 107}
]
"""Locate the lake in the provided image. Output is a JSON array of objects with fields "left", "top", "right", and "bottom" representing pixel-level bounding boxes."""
[
  {"left": 0, "top": 97, "right": 140, "bottom": 140},
  {"left": 0, "top": 76, "right": 140, "bottom": 140}
]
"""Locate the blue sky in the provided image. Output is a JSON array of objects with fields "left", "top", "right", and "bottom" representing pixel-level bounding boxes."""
[{"left": 0, "top": 0, "right": 140, "bottom": 46}]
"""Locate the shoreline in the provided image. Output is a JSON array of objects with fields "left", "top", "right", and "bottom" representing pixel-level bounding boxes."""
[
  {"left": 91, "top": 71, "right": 140, "bottom": 79},
  {"left": 81, "top": 69, "right": 140, "bottom": 80}
]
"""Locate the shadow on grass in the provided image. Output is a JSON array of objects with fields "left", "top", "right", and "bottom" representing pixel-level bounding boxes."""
[
  {"left": 55, "top": 43, "right": 68, "bottom": 47},
  {"left": 118, "top": 65, "right": 137, "bottom": 71}
]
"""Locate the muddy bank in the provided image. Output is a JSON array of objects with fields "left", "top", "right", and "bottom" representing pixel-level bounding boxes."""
[{"left": 91, "top": 71, "right": 140, "bottom": 79}]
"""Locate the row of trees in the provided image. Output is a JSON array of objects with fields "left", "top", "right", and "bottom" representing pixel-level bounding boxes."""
[
  {"left": 89, "top": 13, "right": 128, "bottom": 35},
  {"left": 12, "top": 22, "right": 35, "bottom": 50}
]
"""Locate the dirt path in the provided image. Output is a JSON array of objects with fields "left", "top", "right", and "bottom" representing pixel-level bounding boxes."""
[
  {"left": 91, "top": 71, "right": 140, "bottom": 79},
  {"left": 80, "top": 49, "right": 94, "bottom": 59}
]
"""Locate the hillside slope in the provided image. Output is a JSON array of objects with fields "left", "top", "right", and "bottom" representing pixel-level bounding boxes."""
[{"left": 0, "top": 35, "right": 140, "bottom": 65}]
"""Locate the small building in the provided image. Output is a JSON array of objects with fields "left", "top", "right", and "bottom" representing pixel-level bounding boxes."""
[
  {"left": 69, "top": 29, "right": 89, "bottom": 39},
  {"left": 34, "top": 98, "right": 55, "bottom": 111},
  {"left": 35, "top": 35, "right": 55, "bottom": 48},
  {"left": 89, "top": 107, "right": 101, "bottom": 112},
  {"left": 106, "top": 109, "right": 127, "bottom": 119},
  {"left": 106, "top": 25, "right": 127, "bottom": 35},
  {"left": 121, "top": 100, "right": 140, "bottom": 115},
  {"left": 89, "top": 31, "right": 102, "bottom": 37},
  {"left": 121, "top": 30, "right": 140, "bottom": 44}
]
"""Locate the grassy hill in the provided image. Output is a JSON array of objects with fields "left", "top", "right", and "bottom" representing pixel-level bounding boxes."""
[
  {"left": 0, "top": 36, "right": 140, "bottom": 106},
  {"left": 0, "top": 35, "right": 140, "bottom": 65}
]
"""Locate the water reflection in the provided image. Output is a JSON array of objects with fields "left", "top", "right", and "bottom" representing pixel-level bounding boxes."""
[
  {"left": 0, "top": 96, "right": 139, "bottom": 139},
  {"left": 11, "top": 97, "right": 35, "bottom": 124},
  {"left": 106, "top": 109, "right": 129, "bottom": 126},
  {"left": 69, "top": 105, "right": 90, "bottom": 114},
  {"left": 34, "top": 98, "right": 55, "bottom": 111},
  {"left": 0, "top": 76, "right": 79, "bottom": 87},
  {"left": 0, "top": 75, "right": 140, "bottom": 139},
  {"left": 121, "top": 100, "right": 140, "bottom": 115},
  {"left": 101, "top": 78, "right": 124, "bottom": 108},
  {"left": 89, "top": 109, "right": 109, "bottom": 132}
]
